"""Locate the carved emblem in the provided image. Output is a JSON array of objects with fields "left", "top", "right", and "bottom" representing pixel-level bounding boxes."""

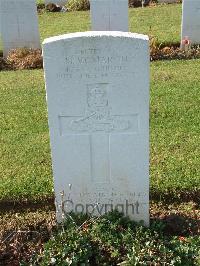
[{"left": 70, "top": 83, "right": 130, "bottom": 132}]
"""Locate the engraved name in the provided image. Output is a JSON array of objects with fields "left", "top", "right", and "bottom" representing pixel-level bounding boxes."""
[{"left": 56, "top": 50, "right": 136, "bottom": 80}]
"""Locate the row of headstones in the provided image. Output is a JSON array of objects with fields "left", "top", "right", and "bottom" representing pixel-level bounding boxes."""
[{"left": 0, "top": 0, "right": 200, "bottom": 57}]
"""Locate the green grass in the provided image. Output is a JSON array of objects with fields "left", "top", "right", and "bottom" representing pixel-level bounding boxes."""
[
  {"left": 37, "top": 4, "right": 182, "bottom": 45},
  {"left": 0, "top": 70, "right": 53, "bottom": 200},
  {"left": 129, "top": 5, "right": 181, "bottom": 45},
  {"left": 0, "top": 59, "right": 199, "bottom": 202},
  {"left": 150, "top": 60, "right": 200, "bottom": 201},
  {"left": 39, "top": 10, "right": 90, "bottom": 40}
]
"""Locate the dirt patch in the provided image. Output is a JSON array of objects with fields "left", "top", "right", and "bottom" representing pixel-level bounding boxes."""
[
  {"left": 151, "top": 45, "right": 200, "bottom": 61},
  {"left": 0, "top": 197, "right": 55, "bottom": 214},
  {"left": 5, "top": 48, "right": 43, "bottom": 70},
  {"left": 46, "top": 3, "right": 62, "bottom": 12},
  {"left": 150, "top": 201, "right": 200, "bottom": 236},
  {"left": 0, "top": 210, "right": 56, "bottom": 266},
  {"left": 150, "top": 188, "right": 200, "bottom": 206}
]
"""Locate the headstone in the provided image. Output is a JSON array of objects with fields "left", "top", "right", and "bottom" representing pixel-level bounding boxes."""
[
  {"left": 90, "top": 0, "right": 129, "bottom": 31},
  {"left": 43, "top": 32, "right": 149, "bottom": 226},
  {"left": 0, "top": 0, "right": 40, "bottom": 57},
  {"left": 181, "top": 0, "right": 200, "bottom": 46},
  {"left": 45, "top": 0, "right": 66, "bottom": 6}
]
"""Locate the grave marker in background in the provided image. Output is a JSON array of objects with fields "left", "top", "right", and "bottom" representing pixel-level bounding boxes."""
[
  {"left": 0, "top": 0, "right": 40, "bottom": 57},
  {"left": 43, "top": 32, "right": 149, "bottom": 226},
  {"left": 90, "top": 0, "right": 128, "bottom": 31},
  {"left": 181, "top": 0, "right": 200, "bottom": 47}
]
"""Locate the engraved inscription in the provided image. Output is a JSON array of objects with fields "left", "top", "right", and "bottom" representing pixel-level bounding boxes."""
[
  {"left": 70, "top": 83, "right": 130, "bottom": 132},
  {"left": 56, "top": 48, "right": 137, "bottom": 80}
]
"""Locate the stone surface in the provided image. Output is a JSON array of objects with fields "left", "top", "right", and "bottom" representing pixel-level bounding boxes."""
[
  {"left": 181, "top": 0, "right": 200, "bottom": 46},
  {"left": 90, "top": 0, "right": 128, "bottom": 31},
  {"left": 43, "top": 32, "right": 149, "bottom": 226},
  {"left": 0, "top": 0, "right": 40, "bottom": 57},
  {"left": 45, "top": 0, "right": 67, "bottom": 6}
]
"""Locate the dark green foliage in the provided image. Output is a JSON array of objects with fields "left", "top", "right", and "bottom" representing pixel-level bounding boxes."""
[
  {"left": 31, "top": 211, "right": 200, "bottom": 265},
  {"left": 67, "top": 0, "right": 90, "bottom": 11}
]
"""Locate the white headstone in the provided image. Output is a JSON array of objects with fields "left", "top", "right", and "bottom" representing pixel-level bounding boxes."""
[
  {"left": 0, "top": 0, "right": 40, "bottom": 57},
  {"left": 43, "top": 32, "right": 149, "bottom": 226},
  {"left": 181, "top": 0, "right": 200, "bottom": 46},
  {"left": 45, "top": 0, "right": 66, "bottom": 6},
  {"left": 90, "top": 0, "right": 128, "bottom": 31}
]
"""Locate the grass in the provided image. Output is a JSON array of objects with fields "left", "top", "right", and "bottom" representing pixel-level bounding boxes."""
[
  {"left": 0, "top": 59, "right": 199, "bottom": 202},
  {"left": 150, "top": 60, "right": 200, "bottom": 202},
  {"left": 37, "top": 4, "right": 182, "bottom": 45},
  {"left": 0, "top": 70, "right": 53, "bottom": 200},
  {"left": 130, "top": 4, "right": 181, "bottom": 45}
]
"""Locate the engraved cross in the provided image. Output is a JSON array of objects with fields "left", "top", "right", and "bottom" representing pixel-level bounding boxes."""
[{"left": 59, "top": 83, "right": 139, "bottom": 183}]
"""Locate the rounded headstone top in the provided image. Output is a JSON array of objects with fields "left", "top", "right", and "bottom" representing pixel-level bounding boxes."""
[{"left": 42, "top": 31, "right": 149, "bottom": 45}]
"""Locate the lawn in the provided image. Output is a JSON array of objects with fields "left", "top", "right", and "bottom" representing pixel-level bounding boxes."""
[
  {"left": 38, "top": 4, "right": 182, "bottom": 45},
  {"left": 0, "top": 59, "right": 199, "bottom": 202}
]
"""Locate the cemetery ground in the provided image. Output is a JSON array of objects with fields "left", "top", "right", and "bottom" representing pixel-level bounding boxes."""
[
  {"left": 0, "top": 3, "right": 200, "bottom": 265},
  {"left": 1, "top": 60, "right": 199, "bottom": 265}
]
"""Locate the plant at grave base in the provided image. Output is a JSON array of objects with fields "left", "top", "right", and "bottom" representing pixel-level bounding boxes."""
[
  {"left": 149, "top": 35, "right": 160, "bottom": 55},
  {"left": 181, "top": 36, "right": 191, "bottom": 53},
  {"left": 6, "top": 48, "right": 43, "bottom": 70},
  {"left": 37, "top": 3, "right": 45, "bottom": 13},
  {"left": 0, "top": 57, "right": 9, "bottom": 71},
  {"left": 67, "top": 0, "right": 90, "bottom": 11},
  {"left": 29, "top": 211, "right": 200, "bottom": 265}
]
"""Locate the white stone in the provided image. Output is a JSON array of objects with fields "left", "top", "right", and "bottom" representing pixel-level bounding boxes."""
[
  {"left": 0, "top": 0, "right": 40, "bottom": 57},
  {"left": 45, "top": 0, "right": 67, "bottom": 6},
  {"left": 43, "top": 32, "right": 149, "bottom": 226},
  {"left": 181, "top": 0, "right": 200, "bottom": 46},
  {"left": 90, "top": 0, "right": 128, "bottom": 31}
]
